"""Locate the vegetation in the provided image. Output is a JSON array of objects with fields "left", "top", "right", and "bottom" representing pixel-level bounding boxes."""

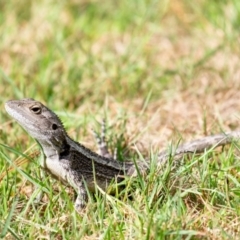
[{"left": 1, "top": 0, "right": 240, "bottom": 239}]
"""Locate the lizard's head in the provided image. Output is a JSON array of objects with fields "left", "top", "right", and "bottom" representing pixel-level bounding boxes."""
[{"left": 5, "top": 98, "right": 66, "bottom": 145}]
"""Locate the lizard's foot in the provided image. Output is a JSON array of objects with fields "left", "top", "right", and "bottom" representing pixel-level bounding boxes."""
[
  {"left": 92, "top": 119, "right": 117, "bottom": 160},
  {"left": 74, "top": 187, "right": 88, "bottom": 212}
]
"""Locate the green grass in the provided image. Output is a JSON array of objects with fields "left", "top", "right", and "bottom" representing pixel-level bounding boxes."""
[{"left": 1, "top": 0, "right": 240, "bottom": 239}]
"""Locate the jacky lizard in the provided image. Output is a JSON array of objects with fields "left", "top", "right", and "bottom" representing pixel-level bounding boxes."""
[{"left": 5, "top": 98, "right": 240, "bottom": 211}]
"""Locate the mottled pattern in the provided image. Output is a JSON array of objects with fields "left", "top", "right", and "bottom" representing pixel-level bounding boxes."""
[
  {"left": 5, "top": 98, "right": 240, "bottom": 211},
  {"left": 5, "top": 99, "right": 133, "bottom": 211}
]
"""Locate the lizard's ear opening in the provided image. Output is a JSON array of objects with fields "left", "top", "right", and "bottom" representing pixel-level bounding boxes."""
[{"left": 52, "top": 123, "right": 58, "bottom": 130}]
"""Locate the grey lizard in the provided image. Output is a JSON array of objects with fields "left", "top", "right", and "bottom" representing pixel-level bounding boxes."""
[{"left": 5, "top": 98, "right": 240, "bottom": 211}]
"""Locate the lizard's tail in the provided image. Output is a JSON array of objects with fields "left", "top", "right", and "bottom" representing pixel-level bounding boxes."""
[
  {"left": 157, "top": 130, "right": 240, "bottom": 165},
  {"left": 126, "top": 130, "right": 240, "bottom": 176}
]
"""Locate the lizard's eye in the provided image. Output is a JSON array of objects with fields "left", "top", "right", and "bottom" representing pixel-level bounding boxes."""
[{"left": 30, "top": 106, "right": 41, "bottom": 114}]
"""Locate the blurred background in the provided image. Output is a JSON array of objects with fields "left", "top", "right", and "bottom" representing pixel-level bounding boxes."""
[
  {"left": 1, "top": 0, "right": 240, "bottom": 146},
  {"left": 1, "top": 1, "right": 240, "bottom": 238}
]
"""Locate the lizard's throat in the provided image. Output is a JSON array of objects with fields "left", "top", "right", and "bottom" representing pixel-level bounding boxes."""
[{"left": 38, "top": 137, "right": 70, "bottom": 160}]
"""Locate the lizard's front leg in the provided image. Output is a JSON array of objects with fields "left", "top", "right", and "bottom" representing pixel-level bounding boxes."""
[{"left": 74, "top": 182, "right": 88, "bottom": 211}]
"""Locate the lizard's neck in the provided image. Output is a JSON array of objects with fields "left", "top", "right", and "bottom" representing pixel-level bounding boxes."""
[{"left": 37, "top": 133, "right": 70, "bottom": 161}]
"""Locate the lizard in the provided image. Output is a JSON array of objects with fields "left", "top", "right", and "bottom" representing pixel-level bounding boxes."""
[{"left": 4, "top": 98, "right": 240, "bottom": 211}]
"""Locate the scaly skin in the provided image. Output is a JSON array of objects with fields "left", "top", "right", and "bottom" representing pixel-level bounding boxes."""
[
  {"left": 5, "top": 98, "right": 240, "bottom": 210},
  {"left": 5, "top": 99, "right": 138, "bottom": 210}
]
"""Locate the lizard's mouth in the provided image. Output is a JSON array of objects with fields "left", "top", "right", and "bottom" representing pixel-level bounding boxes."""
[
  {"left": 5, "top": 101, "right": 40, "bottom": 132},
  {"left": 5, "top": 102, "right": 21, "bottom": 123}
]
